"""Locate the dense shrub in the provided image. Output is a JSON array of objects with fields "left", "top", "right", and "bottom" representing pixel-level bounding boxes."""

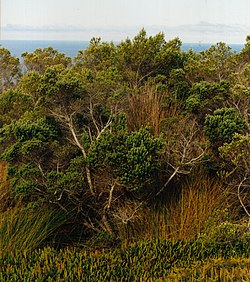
[{"left": 204, "top": 107, "right": 247, "bottom": 145}]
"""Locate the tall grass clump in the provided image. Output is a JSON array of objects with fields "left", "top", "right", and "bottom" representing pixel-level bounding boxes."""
[
  {"left": 0, "top": 205, "right": 67, "bottom": 257},
  {"left": 127, "top": 85, "right": 180, "bottom": 136},
  {"left": 142, "top": 175, "right": 232, "bottom": 240},
  {"left": 0, "top": 161, "right": 7, "bottom": 186},
  {"left": 0, "top": 161, "right": 11, "bottom": 211}
]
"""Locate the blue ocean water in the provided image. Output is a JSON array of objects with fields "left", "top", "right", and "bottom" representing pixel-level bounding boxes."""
[
  {"left": 0, "top": 40, "right": 244, "bottom": 59},
  {"left": 181, "top": 43, "right": 244, "bottom": 53},
  {"left": 0, "top": 40, "right": 89, "bottom": 59}
]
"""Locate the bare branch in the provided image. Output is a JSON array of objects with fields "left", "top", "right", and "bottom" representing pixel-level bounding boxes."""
[
  {"left": 113, "top": 202, "right": 143, "bottom": 224},
  {"left": 156, "top": 167, "right": 180, "bottom": 196},
  {"left": 106, "top": 182, "right": 116, "bottom": 210},
  {"left": 96, "top": 117, "right": 112, "bottom": 140},
  {"left": 237, "top": 175, "right": 250, "bottom": 218},
  {"left": 36, "top": 162, "right": 45, "bottom": 178},
  {"left": 158, "top": 119, "right": 207, "bottom": 196},
  {"left": 89, "top": 101, "right": 101, "bottom": 135}
]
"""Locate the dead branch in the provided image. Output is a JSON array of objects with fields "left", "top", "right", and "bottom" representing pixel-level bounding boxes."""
[{"left": 237, "top": 175, "right": 250, "bottom": 218}]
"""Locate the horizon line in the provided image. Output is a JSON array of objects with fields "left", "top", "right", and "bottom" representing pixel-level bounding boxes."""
[{"left": 0, "top": 39, "right": 246, "bottom": 45}]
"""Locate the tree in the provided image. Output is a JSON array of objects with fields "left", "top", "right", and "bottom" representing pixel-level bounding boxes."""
[
  {"left": 74, "top": 38, "right": 117, "bottom": 72},
  {"left": 0, "top": 47, "right": 21, "bottom": 92},
  {"left": 185, "top": 42, "right": 235, "bottom": 83},
  {"left": 0, "top": 117, "right": 60, "bottom": 201},
  {"left": 116, "top": 29, "right": 184, "bottom": 88},
  {"left": 88, "top": 118, "right": 163, "bottom": 192},
  {"left": 235, "top": 35, "right": 250, "bottom": 68},
  {"left": 219, "top": 134, "right": 250, "bottom": 219},
  {"left": 22, "top": 47, "right": 71, "bottom": 73},
  {"left": 157, "top": 117, "right": 207, "bottom": 196},
  {"left": 228, "top": 64, "right": 250, "bottom": 121},
  {"left": 0, "top": 89, "right": 33, "bottom": 126}
]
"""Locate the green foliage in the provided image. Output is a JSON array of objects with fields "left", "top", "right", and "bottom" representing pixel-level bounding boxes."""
[
  {"left": 167, "top": 68, "right": 190, "bottom": 100},
  {"left": 186, "top": 80, "right": 229, "bottom": 113},
  {"left": 236, "top": 35, "right": 250, "bottom": 65},
  {"left": 89, "top": 118, "right": 163, "bottom": 191},
  {"left": 202, "top": 220, "right": 250, "bottom": 242},
  {"left": 0, "top": 47, "right": 21, "bottom": 92},
  {"left": 0, "top": 239, "right": 249, "bottom": 281},
  {"left": 75, "top": 29, "right": 185, "bottom": 90},
  {"left": 219, "top": 133, "right": 250, "bottom": 165},
  {"left": 2, "top": 30, "right": 250, "bottom": 250},
  {"left": 74, "top": 37, "right": 117, "bottom": 71},
  {"left": 22, "top": 46, "right": 71, "bottom": 73},
  {"left": 204, "top": 107, "right": 247, "bottom": 145},
  {"left": 0, "top": 89, "right": 33, "bottom": 125},
  {"left": 185, "top": 42, "right": 235, "bottom": 83},
  {"left": 0, "top": 118, "right": 59, "bottom": 199},
  {"left": 167, "top": 258, "right": 250, "bottom": 281},
  {"left": 0, "top": 117, "right": 58, "bottom": 160},
  {"left": 116, "top": 29, "right": 184, "bottom": 87},
  {"left": 46, "top": 156, "right": 87, "bottom": 195}
]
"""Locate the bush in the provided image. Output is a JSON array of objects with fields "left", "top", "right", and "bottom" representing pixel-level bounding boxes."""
[
  {"left": 89, "top": 119, "right": 163, "bottom": 192},
  {"left": 204, "top": 107, "right": 247, "bottom": 145}
]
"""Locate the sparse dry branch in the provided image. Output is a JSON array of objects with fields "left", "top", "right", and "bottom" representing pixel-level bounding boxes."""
[
  {"left": 158, "top": 119, "right": 207, "bottom": 196},
  {"left": 237, "top": 175, "right": 250, "bottom": 219},
  {"left": 113, "top": 202, "right": 143, "bottom": 224}
]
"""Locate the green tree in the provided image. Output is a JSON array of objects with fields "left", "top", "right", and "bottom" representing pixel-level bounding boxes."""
[
  {"left": 219, "top": 133, "right": 250, "bottom": 218},
  {"left": 185, "top": 42, "right": 235, "bottom": 83},
  {"left": 116, "top": 29, "right": 184, "bottom": 88},
  {"left": 0, "top": 47, "right": 21, "bottom": 92},
  {"left": 74, "top": 38, "right": 117, "bottom": 71},
  {"left": 0, "top": 89, "right": 32, "bottom": 126},
  {"left": 229, "top": 64, "right": 250, "bottom": 121},
  {"left": 22, "top": 47, "right": 71, "bottom": 73}
]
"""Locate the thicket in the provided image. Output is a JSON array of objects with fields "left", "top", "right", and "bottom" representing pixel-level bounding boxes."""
[{"left": 1, "top": 30, "right": 250, "bottom": 263}]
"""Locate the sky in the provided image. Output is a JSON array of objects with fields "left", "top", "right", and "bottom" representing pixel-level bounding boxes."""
[{"left": 1, "top": 0, "right": 250, "bottom": 43}]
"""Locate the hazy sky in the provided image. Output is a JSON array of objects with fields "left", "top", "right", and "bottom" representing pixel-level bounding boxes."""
[{"left": 1, "top": 0, "right": 250, "bottom": 43}]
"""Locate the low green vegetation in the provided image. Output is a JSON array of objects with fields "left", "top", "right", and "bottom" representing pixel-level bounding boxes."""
[
  {"left": 0, "top": 239, "right": 250, "bottom": 281},
  {"left": 1, "top": 30, "right": 250, "bottom": 280}
]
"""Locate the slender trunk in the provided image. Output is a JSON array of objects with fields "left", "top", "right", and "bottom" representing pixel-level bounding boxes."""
[{"left": 68, "top": 120, "right": 95, "bottom": 195}]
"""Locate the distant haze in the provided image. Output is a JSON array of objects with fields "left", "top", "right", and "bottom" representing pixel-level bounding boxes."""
[{"left": 2, "top": 0, "right": 250, "bottom": 43}]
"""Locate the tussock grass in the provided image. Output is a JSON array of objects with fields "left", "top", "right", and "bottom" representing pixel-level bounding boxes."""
[
  {"left": 0, "top": 161, "right": 7, "bottom": 189},
  {"left": 0, "top": 205, "right": 66, "bottom": 257},
  {"left": 127, "top": 86, "right": 180, "bottom": 136},
  {"left": 142, "top": 176, "right": 231, "bottom": 240}
]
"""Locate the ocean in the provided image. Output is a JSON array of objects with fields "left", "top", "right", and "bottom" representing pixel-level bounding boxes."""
[{"left": 0, "top": 40, "right": 245, "bottom": 59}]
